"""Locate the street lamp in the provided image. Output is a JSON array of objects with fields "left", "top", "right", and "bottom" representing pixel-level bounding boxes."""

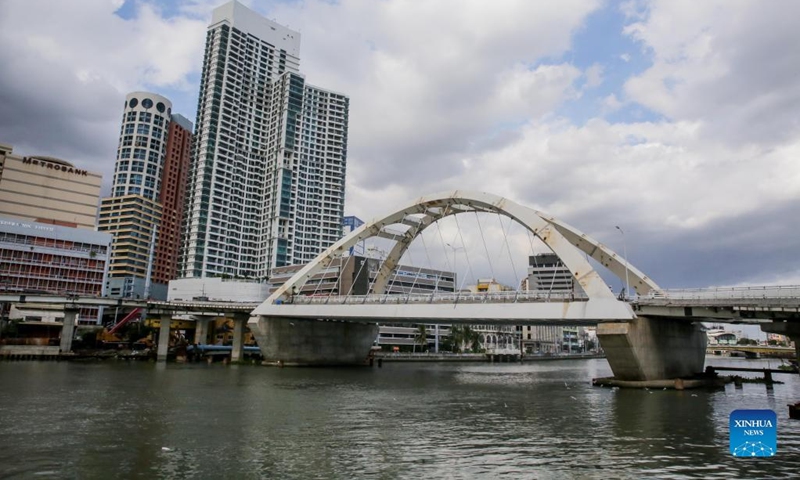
[
  {"left": 445, "top": 243, "right": 466, "bottom": 355},
  {"left": 615, "top": 226, "right": 630, "bottom": 300}
]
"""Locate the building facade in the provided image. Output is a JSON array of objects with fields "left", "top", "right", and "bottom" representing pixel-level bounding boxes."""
[
  {"left": 0, "top": 142, "right": 102, "bottom": 229},
  {"left": 0, "top": 216, "right": 112, "bottom": 324},
  {"left": 98, "top": 92, "right": 192, "bottom": 298},
  {"left": 520, "top": 253, "right": 587, "bottom": 354},
  {"left": 180, "top": 0, "right": 349, "bottom": 280}
]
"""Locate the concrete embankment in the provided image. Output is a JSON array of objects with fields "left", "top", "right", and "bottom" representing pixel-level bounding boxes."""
[{"left": 375, "top": 353, "right": 606, "bottom": 363}]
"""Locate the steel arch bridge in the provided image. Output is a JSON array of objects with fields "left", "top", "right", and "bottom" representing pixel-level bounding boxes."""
[{"left": 252, "top": 190, "right": 661, "bottom": 324}]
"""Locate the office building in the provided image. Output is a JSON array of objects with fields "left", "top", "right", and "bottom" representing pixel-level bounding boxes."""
[
  {"left": 520, "top": 253, "right": 587, "bottom": 354},
  {"left": 181, "top": 0, "right": 349, "bottom": 280},
  {"left": 98, "top": 92, "right": 192, "bottom": 298},
  {"left": 0, "top": 216, "right": 112, "bottom": 324},
  {"left": 0, "top": 142, "right": 102, "bottom": 229}
]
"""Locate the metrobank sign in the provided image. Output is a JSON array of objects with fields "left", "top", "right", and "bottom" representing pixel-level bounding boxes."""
[{"left": 21, "top": 157, "right": 88, "bottom": 176}]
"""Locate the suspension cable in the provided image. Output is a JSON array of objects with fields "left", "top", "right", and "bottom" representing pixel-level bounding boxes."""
[
  {"left": 453, "top": 212, "right": 475, "bottom": 291},
  {"left": 497, "top": 213, "right": 520, "bottom": 289},
  {"left": 474, "top": 210, "right": 496, "bottom": 281}
]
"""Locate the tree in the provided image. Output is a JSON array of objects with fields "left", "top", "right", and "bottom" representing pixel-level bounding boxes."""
[
  {"left": 414, "top": 324, "right": 428, "bottom": 353},
  {"left": 449, "top": 325, "right": 465, "bottom": 352},
  {"left": 466, "top": 327, "right": 482, "bottom": 353}
]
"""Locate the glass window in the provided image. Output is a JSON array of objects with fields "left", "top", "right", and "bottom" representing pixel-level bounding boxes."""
[
  {"left": 142, "top": 98, "right": 153, "bottom": 109},
  {"left": 124, "top": 123, "right": 135, "bottom": 134},
  {"left": 156, "top": 102, "right": 165, "bottom": 113},
  {"left": 121, "top": 148, "right": 132, "bottom": 158},
  {"left": 136, "top": 124, "right": 150, "bottom": 135},
  {"left": 138, "top": 112, "right": 152, "bottom": 123},
  {"left": 129, "top": 97, "right": 138, "bottom": 108},
  {"left": 133, "top": 148, "right": 146, "bottom": 159}
]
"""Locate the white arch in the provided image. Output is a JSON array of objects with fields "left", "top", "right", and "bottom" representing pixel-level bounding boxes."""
[{"left": 267, "top": 191, "right": 660, "bottom": 303}]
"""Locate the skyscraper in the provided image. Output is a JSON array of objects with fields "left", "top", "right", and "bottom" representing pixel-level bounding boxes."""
[
  {"left": 180, "top": 0, "right": 349, "bottom": 280},
  {"left": 98, "top": 92, "right": 192, "bottom": 298}
]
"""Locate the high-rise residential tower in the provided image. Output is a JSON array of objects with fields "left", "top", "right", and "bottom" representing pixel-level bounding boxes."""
[
  {"left": 180, "top": 0, "right": 349, "bottom": 280},
  {"left": 98, "top": 92, "right": 192, "bottom": 298}
]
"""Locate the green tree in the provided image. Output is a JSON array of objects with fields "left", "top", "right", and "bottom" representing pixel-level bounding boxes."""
[
  {"left": 465, "top": 326, "right": 482, "bottom": 353},
  {"left": 449, "top": 325, "right": 465, "bottom": 352},
  {"left": 414, "top": 324, "right": 428, "bottom": 352}
]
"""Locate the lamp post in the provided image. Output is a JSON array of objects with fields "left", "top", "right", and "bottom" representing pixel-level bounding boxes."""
[
  {"left": 615, "top": 226, "right": 630, "bottom": 300},
  {"left": 445, "top": 243, "right": 466, "bottom": 354}
]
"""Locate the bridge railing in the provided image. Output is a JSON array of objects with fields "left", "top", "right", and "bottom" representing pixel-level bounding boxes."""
[
  {"left": 645, "top": 285, "right": 800, "bottom": 301},
  {"left": 283, "top": 290, "right": 591, "bottom": 306}
]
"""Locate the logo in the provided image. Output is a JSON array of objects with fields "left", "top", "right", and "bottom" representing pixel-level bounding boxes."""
[{"left": 730, "top": 409, "right": 776, "bottom": 457}]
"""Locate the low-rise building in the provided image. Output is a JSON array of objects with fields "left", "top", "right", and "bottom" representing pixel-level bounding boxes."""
[{"left": 0, "top": 216, "right": 112, "bottom": 324}]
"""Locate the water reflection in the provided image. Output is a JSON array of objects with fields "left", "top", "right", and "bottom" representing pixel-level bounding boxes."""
[{"left": 0, "top": 358, "right": 798, "bottom": 478}]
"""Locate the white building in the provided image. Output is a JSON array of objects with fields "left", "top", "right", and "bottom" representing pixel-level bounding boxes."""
[
  {"left": 520, "top": 253, "right": 587, "bottom": 354},
  {"left": 167, "top": 277, "right": 270, "bottom": 303},
  {"left": 180, "top": 0, "right": 349, "bottom": 280},
  {"left": 111, "top": 92, "right": 173, "bottom": 200}
]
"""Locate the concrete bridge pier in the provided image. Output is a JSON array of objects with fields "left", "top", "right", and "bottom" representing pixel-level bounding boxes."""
[
  {"left": 249, "top": 316, "right": 379, "bottom": 366},
  {"left": 59, "top": 307, "right": 80, "bottom": 354},
  {"left": 157, "top": 315, "right": 171, "bottom": 362},
  {"left": 230, "top": 314, "right": 248, "bottom": 363},
  {"left": 193, "top": 316, "right": 209, "bottom": 345},
  {"left": 597, "top": 316, "right": 707, "bottom": 381}
]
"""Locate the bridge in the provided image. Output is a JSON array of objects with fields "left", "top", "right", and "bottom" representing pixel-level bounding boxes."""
[
  {"left": 247, "top": 190, "right": 800, "bottom": 381},
  {"left": 2, "top": 191, "right": 799, "bottom": 383}
]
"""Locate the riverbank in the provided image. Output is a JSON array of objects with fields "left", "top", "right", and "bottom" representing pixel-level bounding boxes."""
[{"left": 374, "top": 352, "right": 605, "bottom": 362}]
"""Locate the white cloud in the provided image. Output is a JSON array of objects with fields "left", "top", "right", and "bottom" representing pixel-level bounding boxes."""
[
  {"left": 601, "top": 93, "right": 624, "bottom": 114},
  {"left": 622, "top": 0, "right": 800, "bottom": 145},
  {"left": 0, "top": 0, "right": 207, "bottom": 193},
  {"left": 0, "top": 0, "right": 798, "bottom": 288},
  {"left": 584, "top": 63, "right": 604, "bottom": 88}
]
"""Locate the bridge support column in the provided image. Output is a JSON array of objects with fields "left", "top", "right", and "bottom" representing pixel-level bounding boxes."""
[
  {"left": 761, "top": 321, "right": 800, "bottom": 372},
  {"left": 231, "top": 314, "right": 247, "bottom": 363},
  {"left": 193, "top": 317, "right": 209, "bottom": 345},
  {"left": 157, "top": 315, "right": 171, "bottom": 363},
  {"left": 598, "top": 316, "right": 707, "bottom": 381},
  {"left": 59, "top": 308, "right": 79, "bottom": 354},
  {"left": 249, "top": 316, "right": 379, "bottom": 366}
]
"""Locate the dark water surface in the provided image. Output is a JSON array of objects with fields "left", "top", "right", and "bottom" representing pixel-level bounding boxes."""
[{"left": 1, "top": 357, "right": 799, "bottom": 479}]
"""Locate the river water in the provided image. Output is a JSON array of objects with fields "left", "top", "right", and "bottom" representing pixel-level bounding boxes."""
[{"left": 1, "top": 357, "right": 798, "bottom": 479}]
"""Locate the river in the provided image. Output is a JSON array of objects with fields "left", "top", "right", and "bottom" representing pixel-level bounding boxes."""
[{"left": 0, "top": 357, "right": 798, "bottom": 479}]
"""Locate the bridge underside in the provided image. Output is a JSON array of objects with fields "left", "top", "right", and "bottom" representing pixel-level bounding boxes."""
[{"left": 249, "top": 316, "right": 379, "bottom": 366}]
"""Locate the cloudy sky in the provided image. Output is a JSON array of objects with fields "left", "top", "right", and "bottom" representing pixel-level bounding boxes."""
[{"left": 1, "top": 0, "right": 799, "bottom": 292}]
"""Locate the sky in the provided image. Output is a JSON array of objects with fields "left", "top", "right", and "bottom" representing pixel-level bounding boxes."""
[{"left": 1, "top": 0, "right": 799, "bottom": 295}]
